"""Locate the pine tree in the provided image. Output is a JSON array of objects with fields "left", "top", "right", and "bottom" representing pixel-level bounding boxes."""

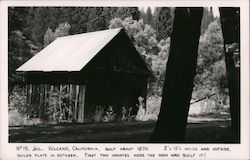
[
  {"left": 87, "top": 7, "right": 108, "bottom": 32},
  {"left": 115, "top": 7, "right": 140, "bottom": 20},
  {"left": 209, "top": 7, "right": 214, "bottom": 20},
  {"left": 25, "top": 7, "right": 88, "bottom": 44},
  {"left": 25, "top": 7, "right": 51, "bottom": 46},
  {"left": 200, "top": 7, "right": 214, "bottom": 35},
  {"left": 145, "top": 7, "right": 154, "bottom": 26},
  {"left": 8, "top": 7, "right": 29, "bottom": 35},
  {"left": 62, "top": 7, "right": 89, "bottom": 34},
  {"left": 154, "top": 7, "right": 173, "bottom": 41}
]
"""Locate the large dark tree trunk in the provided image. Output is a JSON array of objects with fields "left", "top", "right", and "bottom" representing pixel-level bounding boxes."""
[
  {"left": 150, "top": 7, "right": 203, "bottom": 142},
  {"left": 219, "top": 7, "right": 240, "bottom": 142}
]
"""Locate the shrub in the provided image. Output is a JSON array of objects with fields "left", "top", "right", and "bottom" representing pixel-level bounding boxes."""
[
  {"left": 189, "top": 98, "right": 230, "bottom": 117},
  {"left": 135, "top": 96, "right": 161, "bottom": 121},
  {"left": 9, "top": 109, "right": 41, "bottom": 126},
  {"left": 144, "top": 95, "right": 161, "bottom": 121},
  {"left": 8, "top": 86, "right": 42, "bottom": 126},
  {"left": 136, "top": 97, "right": 146, "bottom": 121},
  {"left": 45, "top": 85, "right": 71, "bottom": 123},
  {"left": 103, "top": 105, "right": 117, "bottom": 122},
  {"left": 92, "top": 105, "right": 105, "bottom": 122},
  {"left": 9, "top": 86, "right": 27, "bottom": 113},
  {"left": 120, "top": 106, "right": 127, "bottom": 121}
]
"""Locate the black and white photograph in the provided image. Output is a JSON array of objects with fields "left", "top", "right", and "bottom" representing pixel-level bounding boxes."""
[{"left": 1, "top": 0, "right": 249, "bottom": 159}]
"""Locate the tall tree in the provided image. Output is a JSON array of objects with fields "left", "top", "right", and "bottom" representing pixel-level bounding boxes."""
[
  {"left": 8, "top": 7, "right": 28, "bottom": 35},
  {"left": 219, "top": 7, "right": 240, "bottom": 142},
  {"left": 151, "top": 7, "right": 203, "bottom": 142},
  {"left": 115, "top": 7, "right": 141, "bottom": 21},
  {"left": 25, "top": 7, "right": 89, "bottom": 45},
  {"left": 154, "top": 7, "right": 173, "bottom": 41},
  {"left": 64, "top": 7, "right": 89, "bottom": 34},
  {"left": 87, "top": 7, "right": 108, "bottom": 32},
  {"left": 200, "top": 7, "right": 214, "bottom": 35},
  {"left": 25, "top": 7, "right": 51, "bottom": 46},
  {"left": 144, "top": 7, "right": 154, "bottom": 26},
  {"left": 210, "top": 7, "right": 214, "bottom": 19},
  {"left": 23, "top": 7, "right": 142, "bottom": 45}
]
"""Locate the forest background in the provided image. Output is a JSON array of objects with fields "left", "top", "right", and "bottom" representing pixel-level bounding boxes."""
[{"left": 8, "top": 7, "right": 229, "bottom": 124}]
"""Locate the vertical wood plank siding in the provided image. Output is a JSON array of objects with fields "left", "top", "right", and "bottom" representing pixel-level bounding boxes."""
[
  {"left": 75, "top": 85, "right": 79, "bottom": 121},
  {"left": 78, "top": 85, "right": 86, "bottom": 123}
]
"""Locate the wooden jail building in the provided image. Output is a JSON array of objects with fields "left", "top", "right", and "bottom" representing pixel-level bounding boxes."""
[{"left": 17, "top": 28, "right": 150, "bottom": 123}]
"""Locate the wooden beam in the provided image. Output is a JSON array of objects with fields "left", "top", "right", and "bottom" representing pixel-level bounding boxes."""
[
  {"left": 71, "top": 85, "right": 76, "bottom": 122},
  {"left": 39, "top": 84, "right": 44, "bottom": 119},
  {"left": 59, "top": 85, "right": 62, "bottom": 116},
  {"left": 75, "top": 85, "right": 79, "bottom": 121},
  {"left": 44, "top": 84, "right": 49, "bottom": 119},
  {"left": 69, "top": 84, "right": 73, "bottom": 122},
  {"left": 28, "top": 84, "right": 32, "bottom": 104},
  {"left": 78, "top": 85, "right": 86, "bottom": 123}
]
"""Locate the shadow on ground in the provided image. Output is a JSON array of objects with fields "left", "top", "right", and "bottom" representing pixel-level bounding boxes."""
[{"left": 9, "top": 116, "right": 237, "bottom": 143}]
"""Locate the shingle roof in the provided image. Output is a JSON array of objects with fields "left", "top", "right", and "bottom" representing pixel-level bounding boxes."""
[{"left": 17, "top": 28, "right": 122, "bottom": 72}]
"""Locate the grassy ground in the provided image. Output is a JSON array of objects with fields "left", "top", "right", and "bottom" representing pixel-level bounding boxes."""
[{"left": 9, "top": 114, "right": 237, "bottom": 143}]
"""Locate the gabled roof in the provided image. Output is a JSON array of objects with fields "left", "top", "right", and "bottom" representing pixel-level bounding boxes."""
[{"left": 17, "top": 28, "right": 123, "bottom": 72}]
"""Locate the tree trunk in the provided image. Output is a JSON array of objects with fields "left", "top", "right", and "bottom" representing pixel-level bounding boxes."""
[
  {"left": 219, "top": 7, "right": 240, "bottom": 142},
  {"left": 150, "top": 7, "right": 203, "bottom": 142}
]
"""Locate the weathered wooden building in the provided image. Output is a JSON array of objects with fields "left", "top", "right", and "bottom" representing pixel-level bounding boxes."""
[{"left": 17, "top": 28, "right": 150, "bottom": 123}]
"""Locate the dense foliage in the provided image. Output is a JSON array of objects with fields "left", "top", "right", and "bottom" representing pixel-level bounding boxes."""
[
  {"left": 8, "top": 31, "right": 35, "bottom": 92},
  {"left": 9, "top": 86, "right": 41, "bottom": 126},
  {"left": 43, "top": 22, "right": 71, "bottom": 47},
  {"left": 193, "top": 19, "right": 228, "bottom": 109}
]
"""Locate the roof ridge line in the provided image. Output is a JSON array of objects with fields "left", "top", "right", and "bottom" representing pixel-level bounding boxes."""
[{"left": 56, "top": 27, "right": 123, "bottom": 40}]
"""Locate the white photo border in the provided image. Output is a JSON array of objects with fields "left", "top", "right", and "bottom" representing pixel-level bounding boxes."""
[{"left": 1, "top": 0, "right": 249, "bottom": 159}]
